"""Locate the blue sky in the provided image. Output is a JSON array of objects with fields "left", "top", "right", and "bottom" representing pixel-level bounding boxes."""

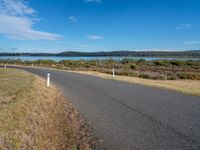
[{"left": 0, "top": 0, "right": 200, "bottom": 53}]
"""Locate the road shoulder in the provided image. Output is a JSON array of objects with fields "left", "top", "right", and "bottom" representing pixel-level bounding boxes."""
[{"left": 0, "top": 68, "right": 96, "bottom": 149}]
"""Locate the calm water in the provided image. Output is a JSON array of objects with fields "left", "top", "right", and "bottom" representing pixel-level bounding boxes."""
[{"left": 0, "top": 56, "right": 199, "bottom": 61}]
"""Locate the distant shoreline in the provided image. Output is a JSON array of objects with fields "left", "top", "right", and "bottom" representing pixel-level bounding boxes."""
[
  {"left": 0, "top": 50, "right": 200, "bottom": 58},
  {"left": 0, "top": 56, "right": 199, "bottom": 58}
]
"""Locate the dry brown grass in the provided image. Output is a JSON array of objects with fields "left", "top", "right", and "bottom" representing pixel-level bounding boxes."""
[
  {"left": 0, "top": 68, "right": 95, "bottom": 150},
  {"left": 6, "top": 65, "right": 200, "bottom": 96},
  {"left": 74, "top": 70, "right": 200, "bottom": 96}
]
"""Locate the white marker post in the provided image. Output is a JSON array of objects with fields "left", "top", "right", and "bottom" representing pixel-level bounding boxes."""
[
  {"left": 112, "top": 68, "right": 116, "bottom": 78},
  {"left": 32, "top": 63, "right": 34, "bottom": 67},
  {"left": 47, "top": 73, "right": 50, "bottom": 87},
  {"left": 4, "top": 64, "right": 6, "bottom": 69}
]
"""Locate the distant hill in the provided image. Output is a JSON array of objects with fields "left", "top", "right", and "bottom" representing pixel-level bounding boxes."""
[
  {"left": 0, "top": 50, "right": 200, "bottom": 58},
  {"left": 58, "top": 50, "right": 200, "bottom": 57}
]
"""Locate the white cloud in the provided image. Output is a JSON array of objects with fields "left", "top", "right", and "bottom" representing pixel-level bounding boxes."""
[
  {"left": 79, "top": 44, "right": 93, "bottom": 48},
  {"left": 85, "top": 0, "right": 101, "bottom": 3},
  {"left": 68, "top": 16, "right": 78, "bottom": 22},
  {"left": 0, "top": 0, "right": 36, "bottom": 16},
  {"left": 176, "top": 24, "right": 192, "bottom": 30},
  {"left": 87, "top": 35, "right": 103, "bottom": 40},
  {"left": 184, "top": 41, "right": 200, "bottom": 45},
  {"left": 0, "top": 0, "right": 62, "bottom": 40}
]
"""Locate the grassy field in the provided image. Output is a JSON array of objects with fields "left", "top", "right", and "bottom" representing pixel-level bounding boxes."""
[{"left": 0, "top": 68, "right": 94, "bottom": 149}]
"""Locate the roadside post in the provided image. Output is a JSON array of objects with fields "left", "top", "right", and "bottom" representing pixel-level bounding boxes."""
[
  {"left": 32, "top": 63, "right": 34, "bottom": 67},
  {"left": 4, "top": 64, "right": 6, "bottom": 69},
  {"left": 112, "top": 68, "right": 116, "bottom": 78},
  {"left": 47, "top": 73, "right": 50, "bottom": 87}
]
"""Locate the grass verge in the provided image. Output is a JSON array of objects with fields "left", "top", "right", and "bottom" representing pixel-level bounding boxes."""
[
  {"left": 5, "top": 65, "right": 200, "bottom": 96},
  {"left": 0, "top": 68, "right": 95, "bottom": 149}
]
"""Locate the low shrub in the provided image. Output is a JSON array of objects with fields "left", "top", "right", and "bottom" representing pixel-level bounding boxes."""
[
  {"left": 130, "top": 64, "right": 137, "bottom": 70},
  {"left": 153, "top": 60, "right": 170, "bottom": 67},
  {"left": 120, "top": 58, "right": 134, "bottom": 64},
  {"left": 177, "top": 72, "right": 199, "bottom": 80},
  {"left": 170, "top": 60, "right": 182, "bottom": 66},
  {"left": 139, "top": 73, "right": 150, "bottom": 79},
  {"left": 137, "top": 59, "right": 146, "bottom": 63}
]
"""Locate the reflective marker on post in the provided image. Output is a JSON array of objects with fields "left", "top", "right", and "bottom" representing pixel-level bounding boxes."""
[
  {"left": 112, "top": 68, "right": 115, "bottom": 78},
  {"left": 47, "top": 73, "right": 50, "bottom": 87}
]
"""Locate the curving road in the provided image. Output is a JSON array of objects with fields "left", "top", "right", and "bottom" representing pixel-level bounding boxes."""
[{"left": 10, "top": 66, "right": 200, "bottom": 150}]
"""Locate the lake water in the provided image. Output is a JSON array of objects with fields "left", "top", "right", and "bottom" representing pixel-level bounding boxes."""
[{"left": 0, "top": 56, "right": 199, "bottom": 61}]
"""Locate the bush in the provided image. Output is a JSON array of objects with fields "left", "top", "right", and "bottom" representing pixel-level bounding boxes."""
[
  {"left": 34, "top": 59, "right": 56, "bottom": 65},
  {"left": 177, "top": 73, "right": 198, "bottom": 80},
  {"left": 130, "top": 64, "right": 137, "bottom": 70},
  {"left": 120, "top": 59, "right": 134, "bottom": 64},
  {"left": 137, "top": 59, "right": 145, "bottom": 63},
  {"left": 153, "top": 75, "right": 166, "bottom": 80},
  {"left": 167, "top": 76, "right": 177, "bottom": 80},
  {"left": 170, "top": 60, "right": 182, "bottom": 66},
  {"left": 153, "top": 60, "right": 170, "bottom": 66},
  {"left": 166, "top": 72, "right": 177, "bottom": 80},
  {"left": 139, "top": 73, "right": 150, "bottom": 79}
]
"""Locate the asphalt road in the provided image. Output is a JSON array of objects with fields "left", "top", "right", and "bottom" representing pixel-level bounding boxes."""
[{"left": 9, "top": 66, "right": 200, "bottom": 150}]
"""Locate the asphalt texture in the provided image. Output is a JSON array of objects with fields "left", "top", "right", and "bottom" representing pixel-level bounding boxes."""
[{"left": 8, "top": 66, "right": 200, "bottom": 150}]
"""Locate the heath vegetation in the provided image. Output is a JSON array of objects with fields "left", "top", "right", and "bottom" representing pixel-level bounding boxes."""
[{"left": 1, "top": 59, "right": 200, "bottom": 80}]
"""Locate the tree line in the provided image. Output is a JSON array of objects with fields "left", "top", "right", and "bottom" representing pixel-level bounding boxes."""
[{"left": 0, "top": 50, "right": 200, "bottom": 57}]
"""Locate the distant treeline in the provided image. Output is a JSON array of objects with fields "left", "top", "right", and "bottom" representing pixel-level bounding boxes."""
[{"left": 0, "top": 50, "right": 200, "bottom": 58}]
